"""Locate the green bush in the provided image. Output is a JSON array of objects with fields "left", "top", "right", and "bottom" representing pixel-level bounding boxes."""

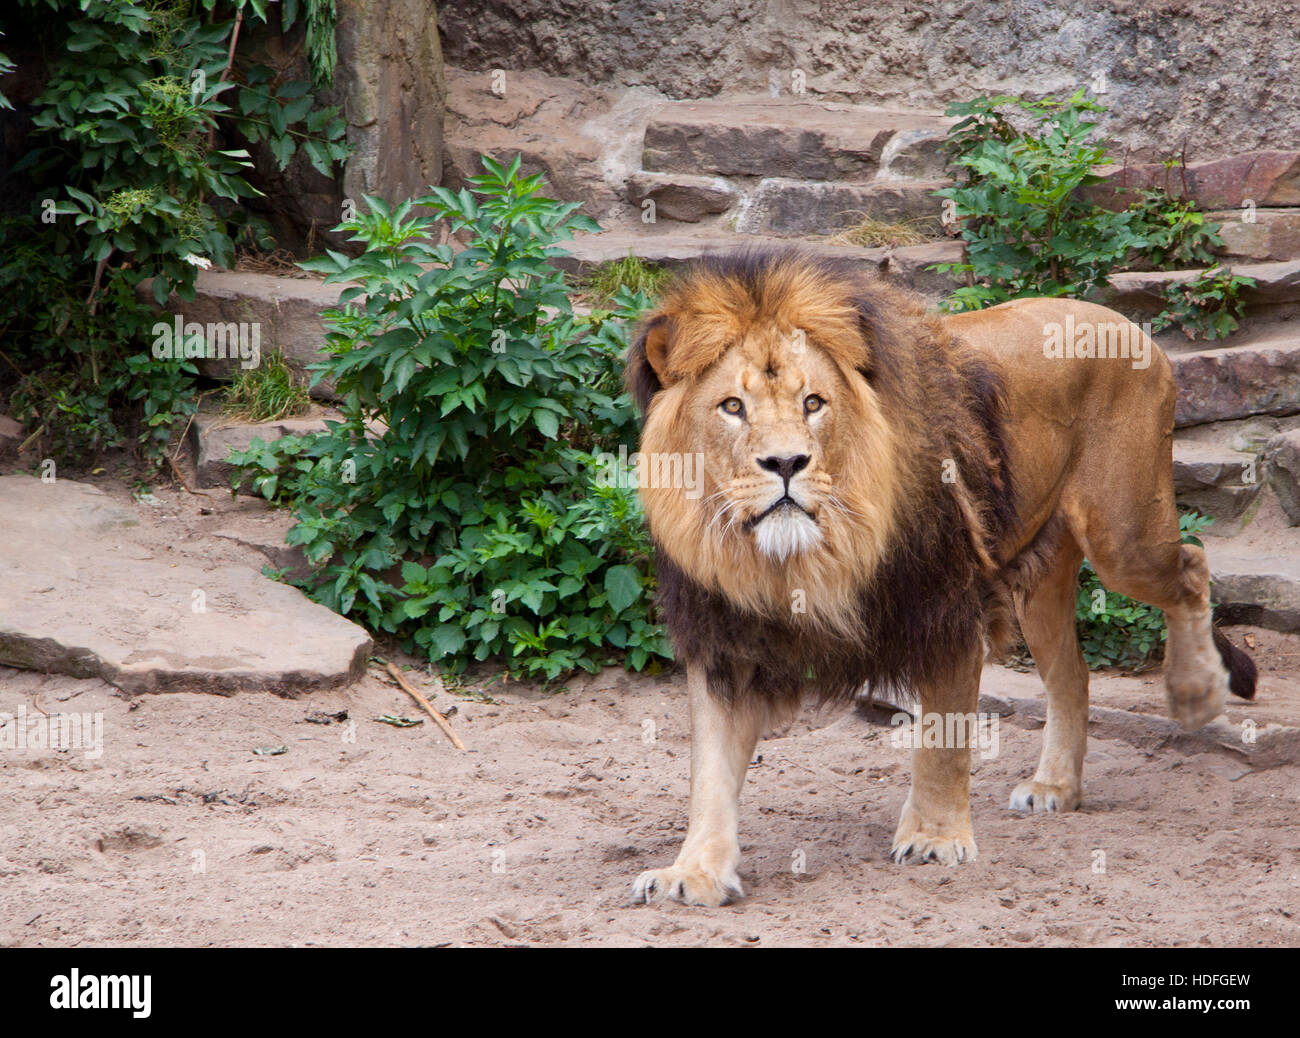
[
  {"left": 230, "top": 156, "right": 670, "bottom": 680},
  {"left": 933, "top": 90, "right": 1147, "bottom": 310},
  {"left": 1124, "top": 177, "right": 1223, "bottom": 270},
  {"left": 15, "top": 0, "right": 349, "bottom": 303},
  {"left": 0, "top": 0, "right": 348, "bottom": 469},
  {"left": 0, "top": 220, "right": 198, "bottom": 466},
  {"left": 933, "top": 91, "right": 1251, "bottom": 339},
  {"left": 1151, "top": 266, "right": 1256, "bottom": 341}
]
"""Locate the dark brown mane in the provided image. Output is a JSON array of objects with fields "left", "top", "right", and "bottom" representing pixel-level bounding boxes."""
[{"left": 629, "top": 249, "right": 1021, "bottom": 705}]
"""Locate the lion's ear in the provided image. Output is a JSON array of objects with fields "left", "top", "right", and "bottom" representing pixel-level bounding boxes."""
[
  {"left": 625, "top": 313, "right": 669, "bottom": 416},
  {"left": 852, "top": 295, "right": 889, "bottom": 385},
  {"left": 642, "top": 313, "right": 671, "bottom": 380}
]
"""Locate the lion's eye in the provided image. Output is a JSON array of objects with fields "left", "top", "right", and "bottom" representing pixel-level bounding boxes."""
[
  {"left": 804, "top": 394, "right": 825, "bottom": 414},
  {"left": 720, "top": 397, "right": 745, "bottom": 418}
]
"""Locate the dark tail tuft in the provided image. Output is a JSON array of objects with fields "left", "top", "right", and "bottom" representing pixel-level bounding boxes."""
[{"left": 1212, "top": 627, "right": 1257, "bottom": 701}]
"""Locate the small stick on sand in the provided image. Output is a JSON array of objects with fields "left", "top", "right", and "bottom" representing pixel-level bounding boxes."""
[
  {"left": 383, "top": 660, "right": 465, "bottom": 750},
  {"left": 168, "top": 454, "right": 213, "bottom": 500}
]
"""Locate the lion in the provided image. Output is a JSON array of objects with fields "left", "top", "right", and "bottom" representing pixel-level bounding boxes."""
[{"left": 623, "top": 249, "right": 1256, "bottom": 907}]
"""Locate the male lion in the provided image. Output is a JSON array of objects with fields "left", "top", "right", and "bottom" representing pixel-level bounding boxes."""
[{"left": 624, "top": 250, "right": 1256, "bottom": 907}]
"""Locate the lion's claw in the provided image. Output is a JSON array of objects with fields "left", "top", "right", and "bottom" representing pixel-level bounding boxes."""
[{"left": 631, "top": 863, "right": 743, "bottom": 907}]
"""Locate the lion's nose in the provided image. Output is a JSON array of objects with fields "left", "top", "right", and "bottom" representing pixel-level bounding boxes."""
[{"left": 757, "top": 454, "right": 810, "bottom": 483}]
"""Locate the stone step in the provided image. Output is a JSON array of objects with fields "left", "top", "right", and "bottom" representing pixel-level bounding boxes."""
[
  {"left": 1210, "top": 207, "right": 1300, "bottom": 263},
  {"left": 625, "top": 172, "right": 738, "bottom": 223},
  {"left": 190, "top": 410, "right": 336, "bottom": 493},
  {"left": 733, "top": 178, "right": 948, "bottom": 237},
  {"left": 640, "top": 98, "right": 951, "bottom": 181},
  {"left": 554, "top": 229, "right": 964, "bottom": 299},
  {"left": 0, "top": 475, "right": 371, "bottom": 694},
  {"left": 1172, "top": 436, "right": 1262, "bottom": 524},
  {"left": 1083, "top": 150, "right": 1300, "bottom": 212},
  {"left": 1105, "top": 258, "right": 1300, "bottom": 314},
  {"left": 1169, "top": 413, "right": 1300, "bottom": 540},
  {"left": 138, "top": 270, "right": 343, "bottom": 397},
  {"left": 1165, "top": 319, "right": 1300, "bottom": 426},
  {"left": 189, "top": 406, "right": 388, "bottom": 495},
  {"left": 1209, "top": 528, "right": 1300, "bottom": 633}
]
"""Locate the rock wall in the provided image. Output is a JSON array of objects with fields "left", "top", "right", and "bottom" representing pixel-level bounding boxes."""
[
  {"left": 331, "top": 0, "right": 447, "bottom": 205},
  {"left": 437, "top": 0, "right": 1300, "bottom": 163},
  {"left": 242, "top": 0, "right": 447, "bottom": 253}
]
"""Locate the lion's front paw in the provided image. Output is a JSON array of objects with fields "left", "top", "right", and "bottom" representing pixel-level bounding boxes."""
[
  {"left": 1009, "top": 779, "right": 1081, "bottom": 813},
  {"left": 631, "top": 860, "right": 743, "bottom": 907},
  {"left": 890, "top": 807, "right": 977, "bottom": 866}
]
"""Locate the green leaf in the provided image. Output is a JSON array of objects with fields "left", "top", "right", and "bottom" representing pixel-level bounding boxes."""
[{"left": 604, "top": 565, "right": 641, "bottom": 614}]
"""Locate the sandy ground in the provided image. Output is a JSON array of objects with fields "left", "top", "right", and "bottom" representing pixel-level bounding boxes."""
[{"left": 1, "top": 479, "right": 1298, "bottom": 947}]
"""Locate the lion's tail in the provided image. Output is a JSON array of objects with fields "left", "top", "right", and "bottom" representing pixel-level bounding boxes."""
[{"left": 1212, "top": 626, "right": 1258, "bottom": 701}]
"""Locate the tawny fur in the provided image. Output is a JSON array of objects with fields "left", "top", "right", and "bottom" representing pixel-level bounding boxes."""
[{"left": 624, "top": 249, "right": 1259, "bottom": 907}]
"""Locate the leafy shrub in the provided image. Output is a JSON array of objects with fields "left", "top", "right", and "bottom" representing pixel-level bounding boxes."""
[
  {"left": 1124, "top": 181, "right": 1223, "bottom": 271},
  {"left": 1075, "top": 512, "right": 1214, "bottom": 669},
  {"left": 933, "top": 90, "right": 1147, "bottom": 311},
  {"left": 0, "top": 220, "right": 198, "bottom": 465},
  {"left": 0, "top": 0, "right": 348, "bottom": 469},
  {"left": 933, "top": 91, "right": 1250, "bottom": 339},
  {"left": 230, "top": 156, "right": 670, "bottom": 680},
  {"left": 16, "top": 0, "right": 349, "bottom": 305},
  {"left": 1151, "top": 266, "right": 1256, "bottom": 341}
]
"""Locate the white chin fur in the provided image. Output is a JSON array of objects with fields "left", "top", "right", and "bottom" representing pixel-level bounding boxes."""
[{"left": 754, "top": 508, "right": 822, "bottom": 560}]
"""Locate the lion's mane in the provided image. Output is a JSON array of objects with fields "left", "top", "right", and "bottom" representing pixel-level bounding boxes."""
[{"left": 626, "top": 250, "right": 1023, "bottom": 705}]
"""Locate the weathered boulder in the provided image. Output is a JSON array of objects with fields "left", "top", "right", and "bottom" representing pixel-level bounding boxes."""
[
  {"left": 642, "top": 99, "right": 950, "bottom": 180},
  {"left": 1084, "top": 151, "right": 1300, "bottom": 211},
  {"left": 625, "top": 172, "right": 737, "bottom": 223},
  {"left": 735, "top": 178, "right": 947, "bottom": 237},
  {"left": 137, "top": 270, "right": 344, "bottom": 398},
  {"left": 1264, "top": 429, "right": 1300, "bottom": 525},
  {"left": 0, "top": 476, "right": 371, "bottom": 694}
]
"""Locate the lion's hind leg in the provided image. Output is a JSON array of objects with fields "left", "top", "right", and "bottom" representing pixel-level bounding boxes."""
[
  {"left": 1009, "top": 527, "right": 1088, "bottom": 813},
  {"left": 1075, "top": 519, "right": 1254, "bottom": 731}
]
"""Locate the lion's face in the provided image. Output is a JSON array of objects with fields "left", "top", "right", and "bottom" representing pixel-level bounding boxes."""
[
  {"left": 683, "top": 334, "right": 847, "bottom": 562},
  {"left": 630, "top": 255, "right": 908, "bottom": 634}
]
